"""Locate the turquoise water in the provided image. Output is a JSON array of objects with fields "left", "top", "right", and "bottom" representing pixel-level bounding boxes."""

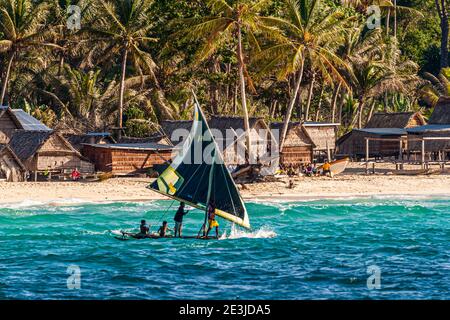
[{"left": 0, "top": 198, "right": 449, "bottom": 300}]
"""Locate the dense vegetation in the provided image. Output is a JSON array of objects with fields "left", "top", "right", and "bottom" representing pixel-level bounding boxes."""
[{"left": 0, "top": 0, "right": 447, "bottom": 143}]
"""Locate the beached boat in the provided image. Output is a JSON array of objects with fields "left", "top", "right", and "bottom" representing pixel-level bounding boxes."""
[
  {"left": 122, "top": 94, "right": 250, "bottom": 240},
  {"left": 318, "top": 158, "right": 350, "bottom": 176}
]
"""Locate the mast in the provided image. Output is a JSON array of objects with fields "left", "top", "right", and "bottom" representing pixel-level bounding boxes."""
[{"left": 204, "top": 149, "right": 216, "bottom": 234}]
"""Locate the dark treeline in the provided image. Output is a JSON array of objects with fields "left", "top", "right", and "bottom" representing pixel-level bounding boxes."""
[{"left": 0, "top": 0, "right": 447, "bottom": 145}]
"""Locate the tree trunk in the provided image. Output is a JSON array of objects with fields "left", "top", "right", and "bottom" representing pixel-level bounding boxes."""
[
  {"left": 386, "top": 9, "right": 391, "bottom": 36},
  {"left": 315, "top": 83, "right": 324, "bottom": 122},
  {"left": 436, "top": 0, "right": 449, "bottom": 68},
  {"left": 367, "top": 100, "right": 376, "bottom": 123},
  {"left": 280, "top": 54, "right": 305, "bottom": 151},
  {"left": 118, "top": 48, "right": 129, "bottom": 128},
  {"left": 237, "top": 24, "right": 252, "bottom": 161},
  {"left": 358, "top": 99, "right": 365, "bottom": 129},
  {"left": 304, "top": 72, "right": 316, "bottom": 122},
  {"left": 331, "top": 82, "right": 342, "bottom": 123},
  {"left": 0, "top": 52, "right": 15, "bottom": 106},
  {"left": 394, "top": 0, "right": 397, "bottom": 38}
]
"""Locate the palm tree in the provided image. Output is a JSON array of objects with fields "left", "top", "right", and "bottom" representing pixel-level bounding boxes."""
[
  {"left": 180, "top": 0, "right": 277, "bottom": 158},
  {"left": 85, "top": 0, "right": 159, "bottom": 128},
  {"left": 420, "top": 68, "right": 450, "bottom": 107},
  {"left": 0, "top": 0, "right": 55, "bottom": 106},
  {"left": 257, "top": 0, "right": 350, "bottom": 150}
]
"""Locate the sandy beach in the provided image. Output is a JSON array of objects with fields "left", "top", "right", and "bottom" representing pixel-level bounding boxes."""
[{"left": 1, "top": 163, "right": 450, "bottom": 205}]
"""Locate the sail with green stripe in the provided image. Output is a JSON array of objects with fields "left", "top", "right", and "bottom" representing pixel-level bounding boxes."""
[{"left": 147, "top": 95, "right": 250, "bottom": 229}]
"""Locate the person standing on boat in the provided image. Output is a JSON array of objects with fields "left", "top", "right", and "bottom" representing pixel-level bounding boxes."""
[
  {"left": 205, "top": 200, "right": 219, "bottom": 239},
  {"left": 174, "top": 202, "right": 189, "bottom": 237}
]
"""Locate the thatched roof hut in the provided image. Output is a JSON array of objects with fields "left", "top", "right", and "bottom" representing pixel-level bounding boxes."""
[
  {"left": 303, "top": 122, "right": 340, "bottom": 160},
  {"left": 161, "top": 120, "right": 193, "bottom": 145},
  {"left": 9, "top": 130, "right": 94, "bottom": 175},
  {"left": 337, "top": 112, "right": 426, "bottom": 159},
  {"left": 271, "top": 122, "right": 315, "bottom": 166},
  {"left": 0, "top": 143, "right": 26, "bottom": 182},
  {"left": 0, "top": 107, "right": 51, "bottom": 143},
  {"left": 64, "top": 133, "right": 116, "bottom": 152},
  {"left": 407, "top": 98, "right": 450, "bottom": 154},
  {"left": 366, "top": 112, "right": 426, "bottom": 128}
]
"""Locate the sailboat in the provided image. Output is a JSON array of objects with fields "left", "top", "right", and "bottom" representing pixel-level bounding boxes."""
[{"left": 116, "top": 94, "right": 250, "bottom": 240}]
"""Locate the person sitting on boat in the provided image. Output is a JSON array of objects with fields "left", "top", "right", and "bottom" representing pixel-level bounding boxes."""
[
  {"left": 205, "top": 200, "right": 219, "bottom": 239},
  {"left": 157, "top": 221, "right": 169, "bottom": 237},
  {"left": 322, "top": 161, "right": 332, "bottom": 177},
  {"left": 174, "top": 202, "right": 188, "bottom": 238},
  {"left": 139, "top": 219, "right": 149, "bottom": 236}
]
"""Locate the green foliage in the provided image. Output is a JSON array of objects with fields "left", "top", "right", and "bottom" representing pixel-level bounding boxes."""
[{"left": 0, "top": 0, "right": 445, "bottom": 138}]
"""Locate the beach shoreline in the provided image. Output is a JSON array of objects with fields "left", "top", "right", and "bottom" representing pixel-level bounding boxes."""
[{"left": 2, "top": 168, "right": 450, "bottom": 206}]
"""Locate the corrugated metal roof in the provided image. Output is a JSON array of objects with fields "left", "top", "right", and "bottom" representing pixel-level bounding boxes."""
[
  {"left": 407, "top": 124, "right": 450, "bottom": 133},
  {"left": 356, "top": 128, "right": 407, "bottom": 136},
  {"left": 83, "top": 143, "right": 174, "bottom": 151},
  {"left": 86, "top": 132, "right": 111, "bottom": 137},
  {"left": 11, "top": 109, "right": 51, "bottom": 131},
  {"left": 303, "top": 122, "right": 340, "bottom": 127}
]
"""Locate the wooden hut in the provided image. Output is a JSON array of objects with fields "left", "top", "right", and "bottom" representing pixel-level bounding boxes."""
[
  {"left": 270, "top": 122, "right": 315, "bottom": 167},
  {"left": 8, "top": 130, "right": 94, "bottom": 179},
  {"left": 82, "top": 143, "right": 173, "bottom": 175},
  {"left": 0, "top": 144, "right": 26, "bottom": 182},
  {"left": 337, "top": 112, "right": 426, "bottom": 159},
  {"left": 407, "top": 97, "right": 450, "bottom": 158},
  {"left": 303, "top": 122, "right": 340, "bottom": 160},
  {"left": 0, "top": 107, "right": 51, "bottom": 143}
]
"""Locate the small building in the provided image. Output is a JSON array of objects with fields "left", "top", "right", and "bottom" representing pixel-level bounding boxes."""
[
  {"left": 303, "top": 122, "right": 340, "bottom": 160},
  {"left": 0, "top": 143, "right": 26, "bottom": 182},
  {"left": 0, "top": 107, "right": 51, "bottom": 143},
  {"left": 8, "top": 130, "right": 94, "bottom": 179},
  {"left": 82, "top": 143, "right": 173, "bottom": 175},
  {"left": 271, "top": 122, "right": 315, "bottom": 167},
  {"left": 337, "top": 112, "right": 426, "bottom": 159},
  {"left": 407, "top": 97, "right": 450, "bottom": 157}
]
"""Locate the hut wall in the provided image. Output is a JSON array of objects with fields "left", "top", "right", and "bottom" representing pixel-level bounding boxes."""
[
  {"left": 280, "top": 146, "right": 312, "bottom": 166},
  {"left": 36, "top": 154, "right": 94, "bottom": 172},
  {"left": 337, "top": 131, "right": 400, "bottom": 158},
  {"left": 408, "top": 132, "right": 450, "bottom": 153},
  {"left": 82, "top": 145, "right": 113, "bottom": 172},
  {"left": 0, "top": 150, "right": 25, "bottom": 182},
  {"left": 110, "top": 149, "right": 172, "bottom": 174},
  {"left": 82, "top": 145, "right": 172, "bottom": 174},
  {"left": 304, "top": 126, "right": 336, "bottom": 151}
]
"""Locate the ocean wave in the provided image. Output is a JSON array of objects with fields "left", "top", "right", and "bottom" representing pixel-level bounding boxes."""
[{"left": 221, "top": 225, "right": 277, "bottom": 240}]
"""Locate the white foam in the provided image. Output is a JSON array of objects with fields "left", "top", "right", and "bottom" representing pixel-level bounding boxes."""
[
  {"left": 221, "top": 224, "right": 277, "bottom": 240},
  {"left": 0, "top": 198, "right": 86, "bottom": 209}
]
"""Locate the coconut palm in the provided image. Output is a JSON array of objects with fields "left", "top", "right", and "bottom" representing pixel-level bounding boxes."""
[
  {"left": 0, "top": 0, "right": 55, "bottom": 105},
  {"left": 257, "top": 0, "right": 351, "bottom": 150},
  {"left": 84, "top": 0, "right": 160, "bottom": 128},
  {"left": 420, "top": 68, "right": 450, "bottom": 107},
  {"left": 180, "top": 0, "right": 278, "bottom": 157}
]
